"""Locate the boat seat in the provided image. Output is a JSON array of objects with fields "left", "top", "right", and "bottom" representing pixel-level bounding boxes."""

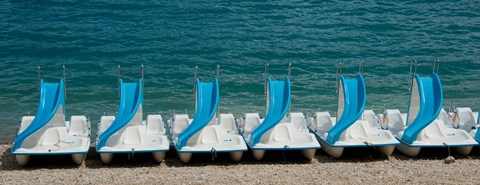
[
  {"left": 272, "top": 124, "right": 292, "bottom": 142},
  {"left": 99, "top": 116, "right": 115, "bottom": 133},
  {"left": 386, "top": 109, "right": 405, "bottom": 135},
  {"left": 363, "top": 110, "right": 377, "bottom": 127},
  {"left": 146, "top": 115, "right": 165, "bottom": 134},
  {"left": 69, "top": 116, "right": 87, "bottom": 136},
  {"left": 346, "top": 121, "right": 369, "bottom": 139},
  {"left": 438, "top": 109, "right": 451, "bottom": 126},
  {"left": 123, "top": 127, "right": 142, "bottom": 145},
  {"left": 315, "top": 112, "right": 333, "bottom": 136},
  {"left": 174, "top": 114, "right": 190, "bottom": 135},
  {"left": 42, "top": 128, "right": 61, "bottom": 146},
  {"left": 456, "top": 107, "right": 476, "bottom": 132},
  {"left": 200, "top": 126, "right": 220, "bottom": 144},
  {"left": 244, "top": 113, "right": 260, "bottom": 134},
  {"left": 422, "top": 120, "right": 447, "bottom": 139},
  {"left": 288, "top": 112, "right": 307, "bottom": 130},
  {"left": 220, "top": 114, "right": 237, "bottom": 133}
]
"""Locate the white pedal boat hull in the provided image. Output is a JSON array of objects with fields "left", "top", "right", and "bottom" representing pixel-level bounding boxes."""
[
  {"left": 171, "top": 114, "right": 248, "bottom": 163},
  {"left": 14, "top": 115, "right": 91, "bottom": 166},
  {"left": 97, "top": 115, "right": 170, "bottom": 164},
  {"left": 243, "top": 113, "right": 321, "bottom": 161}
]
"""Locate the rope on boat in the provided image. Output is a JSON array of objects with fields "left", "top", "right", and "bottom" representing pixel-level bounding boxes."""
[
  {"left": 364, "top": 141, "right": 377, "bottom": 151},
  {"left": 282, "top": 145, "right": 288, "bottom": 162},
  {"left": 48, "top": 140, "right": 75, "bottom": 152},
  {"left": 443, "top": 143, "right": 455, "bottom": 164},
  {"left": 211, "top": 147, "right": 217, "bottom": 161},
  {"left": 128, "top": 148, "right": 135, "bottom": 160}
]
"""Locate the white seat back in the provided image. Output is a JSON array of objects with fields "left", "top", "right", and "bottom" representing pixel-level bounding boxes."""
[
  {"left": 438, "top": 109, "right": 451, "bottom": 127},
  {"left": 315, "top": 112, "right": 333, "bottom": 136},
  {"left": 69, "top": 116, "right": 87, "bottom": 136},
  {"left": 173, "top": 114, "right": 190, "bottom": 135},
  {"left": 346, "top": 121, "right": 369, "bottom": 139},
  {"left": 422, "top": 120, "right": 447, "bottom": 139},
  {"left": 272, "top": 124, "right": 292, "bottom": 142},
  {"left": 220, "top": 114, "right": 237, "bottom": 133},
  {"left": 99, "top": 116, "right": 115, "bottom": 134},
  {"left": 200, "top": 126, "right": 220, "bottom": 144},
  {"left": 146, "top": 115, "right": 165, "bottom": 134},
  {"left": 244, "top": 113, "right": 261, "bottom": 135},
  {"left": 123, "top": 127, "right": 142, "bottom": 145},
  {"left": 362, "top": 110, "right": 377, "bottom": 127},
  {"left": 456, "top": 107, "right": 476, "bottom": 132},
  {"left": 42, "top": 128, "right": 61, "bottom": 146},
  {"left": 288, "top": 112, "right": 307, "bottom": 130},
  {"left": 385, "top": 109, "right": 405, "bottom": 135}
]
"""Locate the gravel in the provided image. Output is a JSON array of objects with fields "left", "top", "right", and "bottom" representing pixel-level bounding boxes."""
[{"left": 2, "top": 144, "right": 480, "bottom": 184}]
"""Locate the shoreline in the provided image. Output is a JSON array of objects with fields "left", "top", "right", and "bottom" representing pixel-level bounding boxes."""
[{"left": 2, "top": 144, "right": 480, "bottom": 184}]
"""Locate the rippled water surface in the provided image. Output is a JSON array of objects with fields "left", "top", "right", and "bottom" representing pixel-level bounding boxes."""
[{"left": 0, "top": 1, "right": 479, "bottom": 140}]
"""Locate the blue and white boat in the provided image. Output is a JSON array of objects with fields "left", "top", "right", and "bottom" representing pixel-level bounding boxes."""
[
  {"left": 383, "top": 62, "right": 478, "bottom": 157},
  {"left": 241, "top": 64, "right": 320, "bottom": 161},
  {"left": 310, "top": 63, "right": 399, "bottom": 158},
  {"left": 96, "top": 66, "right": 169, "bottom": 164},
  {"left": 168, "top": 66, "right": 247, "bottom": 163},
  {"left": 436, "top": 96, "right": 480, "bottom": 146},
  {"left": 12, "top": 68, "right": 91, "bottom": 166},
  {"left": 438, "top": 107, "right": 479, "bottom": 134}
]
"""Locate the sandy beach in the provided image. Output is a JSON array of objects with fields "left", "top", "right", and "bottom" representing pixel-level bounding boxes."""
[{"left": 1, "top": 144, "right": 480, "bottom": 184}]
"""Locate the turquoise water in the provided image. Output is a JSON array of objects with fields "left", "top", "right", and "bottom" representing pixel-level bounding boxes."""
[{"left": 0, "top": 1, "right": 479, "bottom": 140}]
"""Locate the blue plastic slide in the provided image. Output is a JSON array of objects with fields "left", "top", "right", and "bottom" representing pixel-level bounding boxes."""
[
  {"left": 13, "top": 79, "right": 65, "bottom": 151},
  {"left": 402, "top": 73, "right": 443, "bottom": 144},
  {"left": 97, "top": 79, "right": 143, "bottom": 150},
  {"left": 250, "top": 76, "right": 291, "bottom": 146},
  {"left": 176, "top": 79, "right": 220, "bottom": 149},
  {"left": 326, "top": 75, "right": 366, "bottom": 145}
]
